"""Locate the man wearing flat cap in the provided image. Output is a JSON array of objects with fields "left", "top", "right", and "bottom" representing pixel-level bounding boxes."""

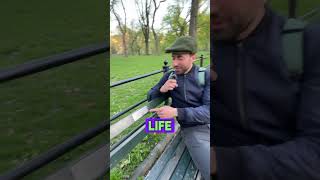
[{"left": 148, "top": 36, "right": 210, "bottom": 179}]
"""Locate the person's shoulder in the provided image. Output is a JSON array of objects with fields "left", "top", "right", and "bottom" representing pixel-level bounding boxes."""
[
  {"left": 303, "top": 23, "right": 320, "bottom": 72},
  {"left": 305, "top": 23, "right": 320, "bottom": 40},
  {"left": 304, "top": 23, "right": 320, "bottom": 53}
]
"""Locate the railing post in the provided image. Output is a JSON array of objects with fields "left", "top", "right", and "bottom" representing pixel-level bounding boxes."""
[
  {"left": 163, "top": 59, "right": 170, "bottom": 105},
  {"left": 200, "top": 54, "right": 204, "bottom": 67},
  {"left": 163, "top": 59, "right": 169, "bottom": 73},
  {"left": 289, "top": 0, "right": 297, "bottom": 18}
]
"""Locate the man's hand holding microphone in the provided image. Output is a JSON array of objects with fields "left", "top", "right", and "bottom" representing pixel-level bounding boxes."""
[
  {"left": 150, "top": 73, "right": 178, "bottom": 118},
  {"left": 160, "top": 73, "right": 178, "bottom": 93}
]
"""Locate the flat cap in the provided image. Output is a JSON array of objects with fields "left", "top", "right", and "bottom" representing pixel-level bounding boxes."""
[{"left": 165, "top": 36, "right": 197, "bottom": 53}]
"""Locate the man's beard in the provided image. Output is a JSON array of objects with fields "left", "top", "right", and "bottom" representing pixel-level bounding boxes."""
[
  {"left": 212, "top": 24, "right": 243, "bottom": 41},
  {"left": 174, "top": 65, "right": 190, "bottom": 75},
  {"left": 174, "top": 67, "right": 185, "bottom": 75},
  {"left": 211, "top": 14, "right": 244, "bottom": 41}
]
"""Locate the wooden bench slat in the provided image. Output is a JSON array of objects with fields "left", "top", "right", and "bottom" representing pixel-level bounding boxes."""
[
  {"left": 145, "top": 133, "right": 182, "bottom": 180},
  {"left": 183, "top": 160, "right": 198, "bottom": 180},
  {"left": 111, "top": 97, "right": 166, "bottom": 139},
  {"left": 195, "top": 170, "right": 202, "bottom": 180},
  {"left": 157, "top": 140, "right": 186, "bottom": 180},
  {"left": 146, "top": 131, "right": 201, "bottom": 180},
  {"left": 110, "top": 125, "right": 146, "bottom": 169},
  {"left": 170, "top": 148, "right": 191, "bottom": 180},
  {"left": 110, "top": 108, "right": 144, "bottom": 139}
]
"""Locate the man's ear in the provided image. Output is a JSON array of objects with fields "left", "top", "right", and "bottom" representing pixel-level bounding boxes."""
[{"left": 191, "top": 53, "right": 196, "bottom": 62}]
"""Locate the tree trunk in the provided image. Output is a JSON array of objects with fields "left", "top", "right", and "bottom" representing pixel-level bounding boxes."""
[
  {"left": 152, "top": 29, "right": 160, "bottom": 55},
  {"left": 122, "top": 33, "right": 128, "bottom": 57},
  {"left": 111, "top": 0, "right": 128, "bottom": 57},
  {"left": 151, "top": 0, "right": 166, "bottom": 55},
  {"left": 145, "top": 37, "right": 149, "bottom": 55},
  {"left": 189, "top": 0, "right": 199, "bottom": 38}
]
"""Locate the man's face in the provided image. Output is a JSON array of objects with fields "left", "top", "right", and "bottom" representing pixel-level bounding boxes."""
[
  {"left": 211, "top": 0, "right": 265, "bottom": 40},
  {"left": 171, "top": 53, "right": 195, "bottom": 75}
]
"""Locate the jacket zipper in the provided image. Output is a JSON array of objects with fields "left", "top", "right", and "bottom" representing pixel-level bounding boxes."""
[{"left": 237, "top": 42, "right": 248, "bottom": 130}]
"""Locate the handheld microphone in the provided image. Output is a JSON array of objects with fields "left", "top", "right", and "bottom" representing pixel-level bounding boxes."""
[
  {"left": 168, "top": 71, "right": 178, "bottom": 87},
  {"left": 169, "top": 72, "right": 177, "bottom": 80}
]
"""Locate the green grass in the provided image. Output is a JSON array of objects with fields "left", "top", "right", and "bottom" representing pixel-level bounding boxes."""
[
  {"left": 109, "top": 53, "right": 209, "bottom": 179},
  {"left": 111, "top": 134, "right": 165, "bottom": 179},
  {"left": 269, "top": 0, "right": 320, "bottom": 17},
  {"left": 0, "top": 0, "right": 107, "bottom": 68},
  {"left": 0, "top": 0, "right": 108, "bottom": 179}
]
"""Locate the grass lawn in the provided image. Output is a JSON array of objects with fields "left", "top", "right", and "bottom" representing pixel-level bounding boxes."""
[
  {"left": 110, "top": 52, "right": 210, "bottom": 179},
  {"left": 269, "top": 0, "right": 320, "bottom": 18},
  {"left": 0, "top": 0, "right": 108, "bottom": 179}
]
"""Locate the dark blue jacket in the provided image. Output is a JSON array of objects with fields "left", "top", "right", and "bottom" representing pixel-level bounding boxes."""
[
  {"left": 148, "top": 64, "right": 210, "bottom": 127},
  {"left": 212, "top": 8, "right": 320, "bottom": 180}
]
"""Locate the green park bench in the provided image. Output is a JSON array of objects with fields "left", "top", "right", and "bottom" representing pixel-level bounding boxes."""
[
  {"left": 110, "top": 96, "right": 202, "bottom": 180},
  {"left": 145, "top": 130, "right": 202, "bottom": 180}
]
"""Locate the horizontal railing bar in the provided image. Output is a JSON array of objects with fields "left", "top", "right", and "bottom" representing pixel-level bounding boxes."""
[
  {"left": 110, "top": 121, "right": 145, "bottom": 152},
  {"left": 0, "top": 43, "right": 109, "bottom": 83},
  {"left": 110, "top": 97, "right": 166, "bottom": 139},
  {"left": 110, "top": 123, "right": 147, "bottom": 169},
  {"left": 110, "top": 69, "right": 163, "bottom": 88},
  {"left": 0, "top": 120, "right": 109, "bottom": 180},
  {"left": 110, "top": 98, "right": 148, "bottom": 122},
  {"left": 110, "top": 54, "right": 209, "bottom": 88},
  {"left": 299, "top": 7, "right": 320, "bottom": 20},
  {"left": 110, "top": 113, "right": 158, "bottom": 152}
]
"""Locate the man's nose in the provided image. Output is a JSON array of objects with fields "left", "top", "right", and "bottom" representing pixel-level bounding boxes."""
[{"left": 172, "top": 60, "right": 179, "bottom": 67}]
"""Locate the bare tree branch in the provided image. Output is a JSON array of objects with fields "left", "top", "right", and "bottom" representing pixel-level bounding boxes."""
[{"left": 111, "top": 0, "right": 128, "bottom": 56}]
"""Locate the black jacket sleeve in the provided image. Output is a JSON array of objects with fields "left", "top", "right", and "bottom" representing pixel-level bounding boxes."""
[
  {"left": 215, "top": 24, "right": 320, "bottom": 180},
  {"left": 177, "top": 68, "right": 210, "bottom": 124}
]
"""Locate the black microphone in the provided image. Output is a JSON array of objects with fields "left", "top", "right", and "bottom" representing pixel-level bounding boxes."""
[
  {"left": 169, "top": 71, "right": 177, "bottom": 80},
  {"left": 168, "top": 71, "right": 178, "bottom": 88}
]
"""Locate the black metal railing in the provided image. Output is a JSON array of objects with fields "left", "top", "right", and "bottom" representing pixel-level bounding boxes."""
[
  {"left": 110, "top": 98, "right": 148, "bottom": 122},
  {"left": 110, "top": 54, "right": 206, "bottom": 90},
  {"left": 300, "top": 6, "right": 320, "bottom": 20},
  {"left": 0, "top": 43, "right": 108, "bottom": 83},
  {"left": 0, "top": 121, "right": 108, "bottom": 180},
  {"left": 287, "top": 0, "right": 320, "bottom": 20},
  {"left": 0, "top": 42, "right": 109, "bottom": 180},
  {"left": 288, "top": 0, "right": 297, "bottom": 18},
  {"left": 110, "top": 70, "right": 164, "bottom": 88}
]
